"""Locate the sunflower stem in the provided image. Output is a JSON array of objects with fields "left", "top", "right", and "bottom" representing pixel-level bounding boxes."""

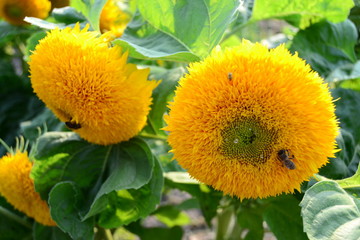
[
  {"left": 0, "top": 206, "right": 32, "bottom": 229},
  {"left": 139, "top": 133, "right": 168, "bottom": 140},
  {"left": 216, "top": 204, "right": 242, "bottom": 240},
  {"left": 311, "top": 174, "right": 329, "bottom": 182},
  {"left": 95, "top": 226, "right": 113, "bottom": 240}
]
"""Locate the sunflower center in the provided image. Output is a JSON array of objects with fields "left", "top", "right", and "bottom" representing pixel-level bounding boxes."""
[
  {"left": 5, "top": 4, "right": 23, "bottom": 18},
  {"left": 220, "top": 118, "right": 278, "bottom": 165}
]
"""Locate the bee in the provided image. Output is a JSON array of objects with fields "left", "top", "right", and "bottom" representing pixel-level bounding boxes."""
[
  {"left": 65, "top": 120, "right": 81, "bottom": 129},
  {"left": 277, "top": 149, "right": 296, "bottom": 170},
  {"left": 228, "top": 72, "right": 233, "bottom": 81}
]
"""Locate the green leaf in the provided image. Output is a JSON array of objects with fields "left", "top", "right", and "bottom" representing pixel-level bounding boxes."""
[
  {"left": 237, "top": 208, "right": 264, "bottom": 240},
  {"left": 25, "top": 31, "right": 47, "bottom": 60},
  {"left": 0, "top": 21, "right": 34, "bottom": 46},
  {"left": 332, "top": 88, "right": 360, "bottom": 144},
  {"left": 263, "top": 195, "right": 308, "bottom": 240},
  {"left": 136, "top": 0, "right": 240, "bottom": 58},
  {"left": 251, "top": 0, "right": 354, "bottom": 29},
  {"left": 31, "top": 132, "right": 155, "bottom": 223},
  {"left": 153, "top": 205, "right": 191, "bottom": 227},
  {"left": 24, "top": 17, "right": 66, "bottom": 29},
  {"left": 97, "top": 157, "right": 163, "bottom": 228},
  {"left": 33, "top": 223, "right": 72, "bottom": 240},
  {"left": 142, "top": 67, "right": 184, "bottom": 137},
  {"left": 337, "top": 161, "right": 360, "bottom": 192},
  {"left": 300, "top": 181, "right": 360, "bottom": 240},
  {"left": 113, "top": 13, "right": 200, "bottom": 62},
  {"left": 326, "top": 61, "right": 360, "bottom": 83},
  {"left": 48, "top": 182, "right": 94, "bottom": 240},
  {"left": 51, "top": 7, "right": 87, "bottom": 25},
  {"left": 290, "top": 20, "right": 357, "bottom": 77},
  {"left": 83, "top": 137, "right": 155, "bottom": 219},
  {"left": 70, "top": 0, "right": 107, "bottom": 32}
]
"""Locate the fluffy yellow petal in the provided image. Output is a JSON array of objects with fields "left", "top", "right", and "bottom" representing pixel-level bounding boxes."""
[
  {"left": 0, "top": 151, "right": 56, "bottom": 226},
  {"left": 165, "top": 40, "right": 339, "bottom": 199},
  {"left": 29, "top": 24, "right": 160, "bottom": 145},
  {"left": 100, "top": 0, "right": 131, "bottom": 38}
]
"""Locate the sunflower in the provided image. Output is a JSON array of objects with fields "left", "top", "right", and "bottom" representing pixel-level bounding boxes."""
[
  {"left": 100, "top": 0, "right": 131, "bottom": 37},
  {"left": 29, "top": 24, "right": 159, "bottom": 145},
  {"left": 0, "top": 0, "right": 51, "bottom": 25},
  {"left": 165, "top": 40, "right": 339, "bottom": 199},
  {"left": 0, "top": 140, "right": 55, "bottom": 226}
]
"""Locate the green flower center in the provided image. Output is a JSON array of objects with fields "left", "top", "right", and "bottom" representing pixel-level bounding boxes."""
[
  {"left": 220, "top": 118, "right": 278, "bottom": 165},
  {"left": 5, "top": 4, "right": 23, "bottom": 18}
]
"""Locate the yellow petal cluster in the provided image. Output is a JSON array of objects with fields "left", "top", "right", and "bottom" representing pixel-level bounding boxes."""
[
  {"left": 29, "top": 24, "right": 159, "bottom": 145},
  {"left": 165, "top": 40, "right": 339, "bottom": 199},
  {"left": 0, "top": 0, "right": 51, "bottom": 25},
  {"left": 100, "top": 0, "right": 131, "bottom": 37},
  {"left": 0, "top": 151, "right": 56, "bottom": 226}
]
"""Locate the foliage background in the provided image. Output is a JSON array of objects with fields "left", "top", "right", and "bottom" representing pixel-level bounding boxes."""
[{"left": 1, "top": 0, "right": 360, "bottom": 239}]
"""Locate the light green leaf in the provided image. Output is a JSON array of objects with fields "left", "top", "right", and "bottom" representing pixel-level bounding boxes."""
[
  {"left": 113, "top": 13, "right": 200, "bottom": 62},
  {"left": 137, "top": 0, "right": 240, "bottom": 58},
  {"left": 153, "top": 206, "right": 190, "bottom": 227},
  {"left": 301, "top": 181, "right": 360, "bottom": 240},
  {"left": 49, "top": 182, "right": 94, "bottom": 240},
  {"left": 290, "top": 20, "right": 357, "bottom": 77},
  {"left": 70, "top": 0, "right": 107, "bottom": 31},
  {"left": 97, "top": 158, "right": 163, "bottom": 228},
  {"left": 251, "top": 0, "right": 354, "bottom": 29}
]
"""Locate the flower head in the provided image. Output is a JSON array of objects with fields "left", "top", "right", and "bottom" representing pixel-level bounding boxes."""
[
  {"left": 100, "top": 0, "right": 131, "bottom": 37},
  {"left": 0, "top": 0, "right": 51, "bottom": 25},
  {"left": 0, "top": 149, "right": 55, "bottom": 226},
  {"left": 29, "top": 24, "right": 159, "bottom": 145},
  {"left": 165, "top": 40, "right": 339, "bottom": 199}
]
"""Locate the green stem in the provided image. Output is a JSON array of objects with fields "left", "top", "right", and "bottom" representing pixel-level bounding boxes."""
[
  {"left": 216, "top": 205, "right": 242, "bottom": 240},
  {"left": 139, "top": 133, "right": 168, "bottom": 140},
  {"left": 95, "top": 227, "right": 113, "bottom": 240},
  {"left": 0, "top": 206, "right": 32, "bottom": 229},
  {"left": 311, "top": 174, "right": 330, "bottom": 182}
]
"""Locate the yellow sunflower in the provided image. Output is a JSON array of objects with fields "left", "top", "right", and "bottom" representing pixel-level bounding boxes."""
[
  {"left": 29, "top": 24, "right": 159, "bottom": 145},
  {"left": 100, "top": 0, "right": 131, "bottom": 37},
  {"left": 0, "top": 0, "right": 51, "bottom": 25},
  {"left": 0, "top": 147, "right": 55, "bottom": 226},
  {"left": 165, "top": 40, "right": 339, "bottom": 199}
]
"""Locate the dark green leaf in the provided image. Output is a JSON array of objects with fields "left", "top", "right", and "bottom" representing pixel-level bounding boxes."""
[
  {"left": 48, "top": 182, "right": 94, "bottom": 240},
  {"left": 251, "top": 0, "right": 354, "bottom": 29},
  {"left": 142, "top": 67, "right": 184, "bottom": 137},
  {"left": 51, "top": 7, "right": 87, "bottom": 25},
  {"left": 0, "top": 21, "right": 34, "bottom": 46},
  {"left": 136, "top": 0, "right": 240, "bottom": 58},
  {"left": 263, "top": 195, "right": 308, "bottom": 240},
  {"left": 126, "top": 222, "right": 183, "bottom": 240},
  {"left": 97, "top": 157, "right": 163, "bottom": 228},
  {"left": 300, "top": 181, "right": 360, "bottom": 240},
  {"left": 33, "top": 223, "right": 72, "bottom": 240},
  {"left": 332, "top": 88, "right": 360, "bottom": 144},
  {"left": 237, "top": 208, "right": 264, "bottom": 240},
  {"left": 290, "top": 20, "right": 357, "bottom": 77},
  {"left": 25, "top": 31, "right": 47, "bottom": 60},
  {"left": 70, "top": 0, "right": 107, "bottom": 31}
]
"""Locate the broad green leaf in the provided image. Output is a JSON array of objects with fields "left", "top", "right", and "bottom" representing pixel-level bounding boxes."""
[
  {"left": 24, "top": 17, "right": 66, "bottom": 29},
  {"left": 153, "top": 205, "right": 191, "bottom": 227},
  {"left": 164, "top": 172, "right": 199, "bottom": 184},
  {"left": 300, "top": 181, "right": 360, "bottom": 240},
  {"left": 142, "top": 67, "right": 184, "bottom": 137},
  {"left": 290, "top": 20, "right": 357, "bottom": 77},
  {"left": 318, "top": 129, "right": 359, "bottom": 179},
  {"left": 31, "top": 132, "right": 155, "bottom": 222},
  {"left": 70, "top": 0, "right": 107, "bottom": 31},
  {"left": 48, "top": 182, "right": 94, "bottom": 240},
  {"left": 251, "top": 0, "right": 354, "bottom": 29},
  {"left": 113, "top": 13, "right": 200, "bottom": 62},
  {"left": 332, "top": 88, "right": 360, "bottom": 144},
  {"left": 0, "top": 21, "right": 34, "bottom": 46},
  {"left": 97, "top": 158, "right": 163, "bottom": 228},
  {"left": 263, "top": 195, "right": 308, "bottom": 240},
  {"left": 51, "top": 7, "right": 87, "bottom": 25},
  {"left": 136, "top": 0, "right": 240, "bottom": 59},
  {"left": 237, "top": 208, "right": 264, "bottom": 240},
  {"left": 33, "top": 223, "right": 72, "bottom": 240},
  {"left": 327, "top": 61, "right": 360, "bottom": 83},
  {"left": 83, "top": 137, "right": 154, "bottom": 219}
]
